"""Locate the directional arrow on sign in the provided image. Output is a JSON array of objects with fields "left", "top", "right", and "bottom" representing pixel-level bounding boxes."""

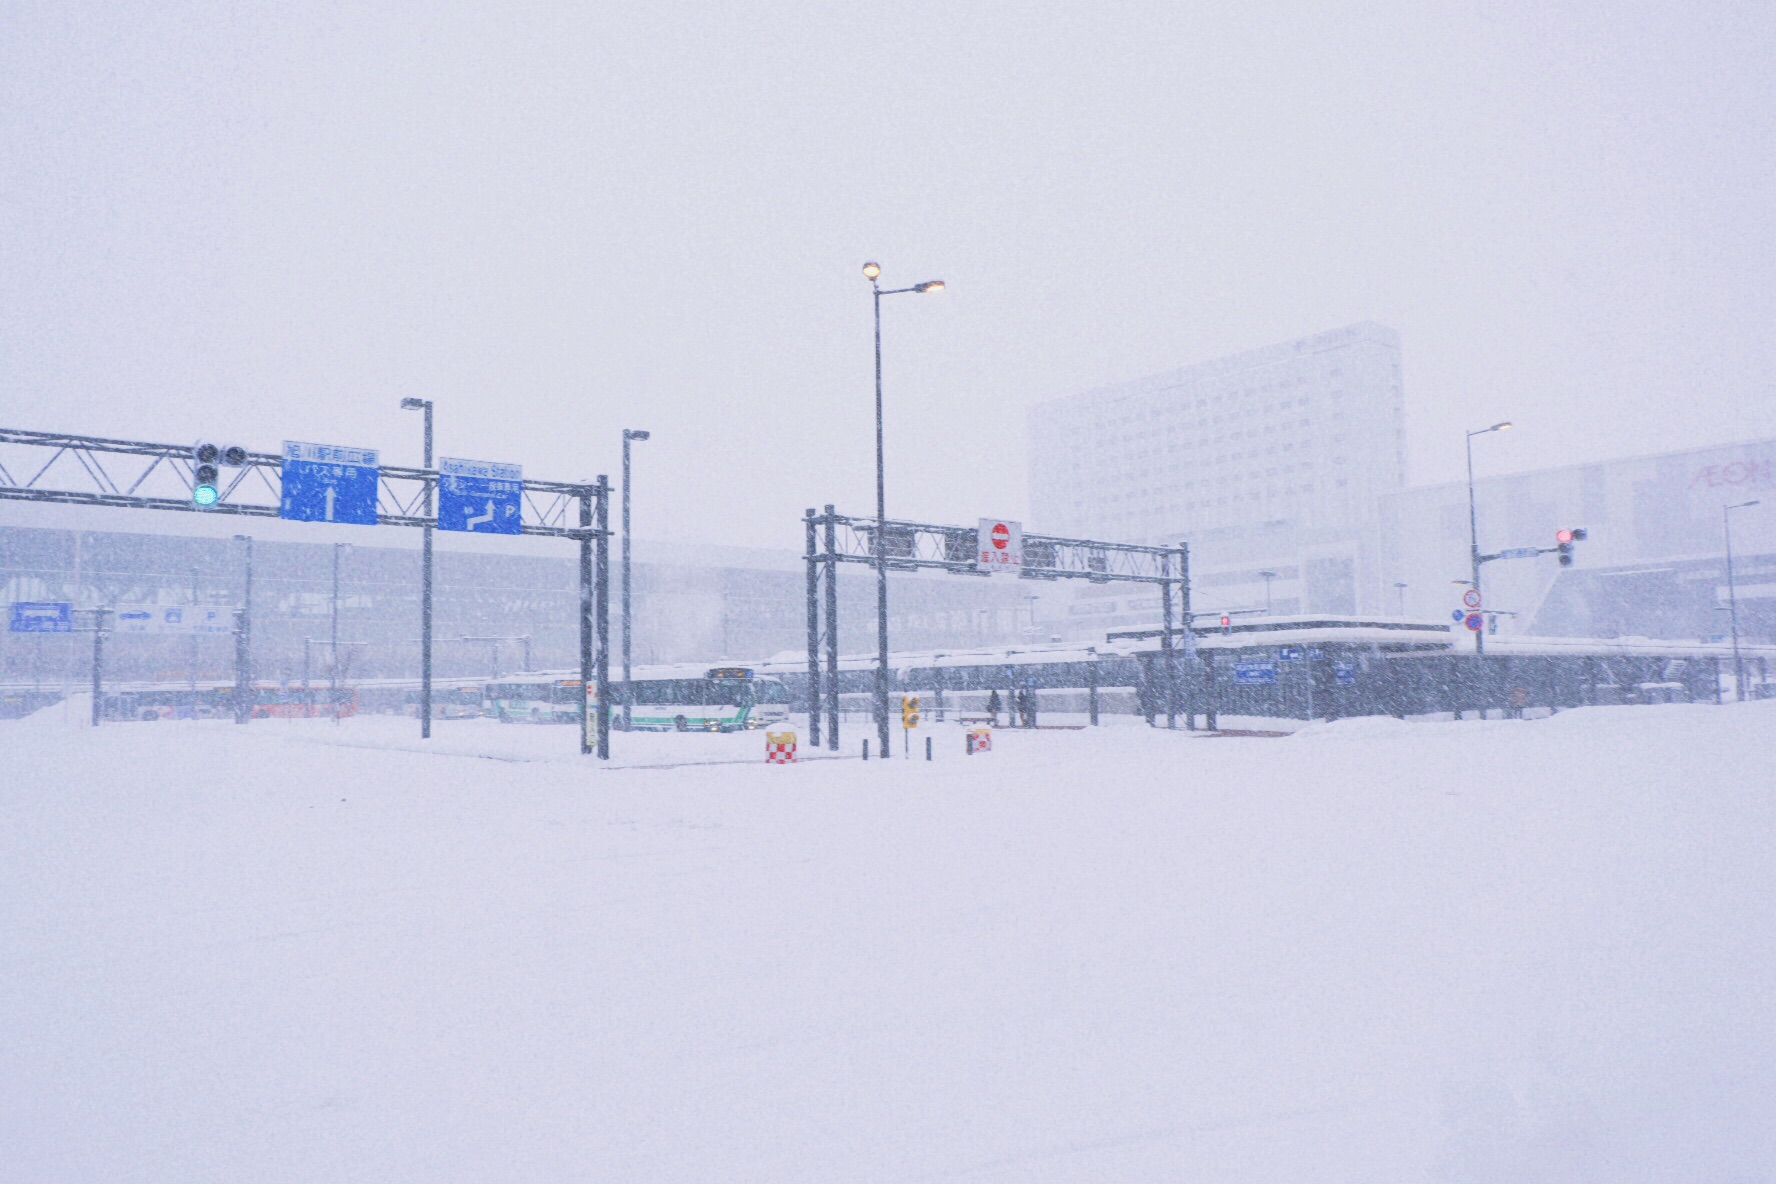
[{"left": 466, "top": 501, "right": 495, "bottom": 530}]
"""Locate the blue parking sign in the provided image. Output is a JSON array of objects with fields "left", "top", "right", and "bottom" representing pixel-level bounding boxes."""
[
  {"left": 437, "top": 457, "right": 522, "bottom": 534},
  {"left": 280, "top": 441, "right": 379, "bottom": 525},
  {"left": 10, "top": 601, "right": 73, "bottom": 632}
]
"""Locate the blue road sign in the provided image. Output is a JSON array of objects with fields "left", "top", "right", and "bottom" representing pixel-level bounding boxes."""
[
  {"left": 1333, "top": 660, "right": 1358, "bottom": 687},
  {"left": 1464, "top": 613, "right": 1485, "bottom": 632},
  {"left": 10, "top": 601, "right": 73, "bottom": 633},
  {"left": 438, "top": 457, "right": 523, "bottom": 535},
  {"left": 1497, "top": 546, "right": 1541, "bottom": 559},
  {"left": 1277, "top": 645, "right": 1304, "bottom": 661},
  {"left": 279, "top": 441, "right": 379, "bottom": 525},
  {"left": 1233, "top": 660, "right": 1277, "bottom": 686},
  {"left": 1451, "top": 609, "right": 1466, "bottom": 623}
]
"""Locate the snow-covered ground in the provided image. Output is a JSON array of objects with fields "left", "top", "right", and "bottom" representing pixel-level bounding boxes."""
[{"left": 4, "top": 704, "right": 1774, "bottom": 1181}]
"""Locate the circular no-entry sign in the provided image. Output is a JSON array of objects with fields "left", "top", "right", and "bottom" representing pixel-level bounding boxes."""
[
  {"left": 990, "top": 522, "right": 1010, "bottom": 550},
  {"left": 1462, "top": 589, "right": 1482, "bottom": 609}
]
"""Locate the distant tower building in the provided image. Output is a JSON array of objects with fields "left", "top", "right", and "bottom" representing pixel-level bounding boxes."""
[
  {"left": 1028, "top": 322, "right": 1407, "bottom": 620},
  {"left": 1029, "top": 322, "right": 1405, "bottom": 540}
]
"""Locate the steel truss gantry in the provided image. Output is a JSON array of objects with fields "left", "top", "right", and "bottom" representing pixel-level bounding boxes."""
[
  {"left": 803, "top": 506, "right": 1195, "bottom": 751},
  {"left": 0, "top": 427, "right": 614, "bottom": 758}
]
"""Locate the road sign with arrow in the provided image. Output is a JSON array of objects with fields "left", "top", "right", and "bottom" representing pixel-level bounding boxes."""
[{"left": 438, "top": 457, "right": 522, "bottom": 535}]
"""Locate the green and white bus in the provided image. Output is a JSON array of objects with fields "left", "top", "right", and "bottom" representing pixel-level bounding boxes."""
[
  {"left": 488, "top": 666, "right": 789, "bottom": 732},
  {"left": 624, "top": 666, "right": 790, "bottom": 732}
]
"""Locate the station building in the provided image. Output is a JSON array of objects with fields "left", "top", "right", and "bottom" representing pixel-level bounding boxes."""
[{"left": 1029, "top": 326, "right": 1776, "bottom": 645}]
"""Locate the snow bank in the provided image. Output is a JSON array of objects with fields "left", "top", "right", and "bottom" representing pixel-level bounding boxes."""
[{"left": 3, "top": 704, "right": 1773, "bottom": 1181}]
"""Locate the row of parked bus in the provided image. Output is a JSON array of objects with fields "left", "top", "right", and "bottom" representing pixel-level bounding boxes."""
[{"left": 93, "top": 665, "right": 794, "bottom": 733}]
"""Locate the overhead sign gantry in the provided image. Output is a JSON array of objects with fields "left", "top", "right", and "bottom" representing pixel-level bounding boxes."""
[
  {"left": 802, "top": 506, "right": 1195, "bottom": 751},
  {"left": 0, "top": 426, "right": 614, "bottom": 758}
]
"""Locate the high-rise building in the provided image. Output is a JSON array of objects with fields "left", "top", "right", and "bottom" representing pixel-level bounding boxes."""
[{"left": 1029, "top": 322, "right": 1406, "bottom": 541}]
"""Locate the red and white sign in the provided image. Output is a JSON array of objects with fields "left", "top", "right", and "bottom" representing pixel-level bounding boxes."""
[
  {"left": 1462, "top": 589, "right": 1482, "bottom": 609},
  {"left": 976, "top": 518, "right": 1023, "bottom": 572}
]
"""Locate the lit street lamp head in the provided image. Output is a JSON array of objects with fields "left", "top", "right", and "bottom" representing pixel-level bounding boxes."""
[
  {"left": 861, "top": 261, "right": 881, "bottom": 280},
  {"left": 914, "top": 280, "right": 945, "bottom": 293}
]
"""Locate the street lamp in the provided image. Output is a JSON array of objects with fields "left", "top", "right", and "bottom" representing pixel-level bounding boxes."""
[
  {"left": 1258, "top": 570, "right": 1277, "bottom": 616},
  {"left": 1394, "top": 581, "right": 1409, "bottom": 616},
  {"left": 622, "top": 428, "right": 650, "bottom": 731},
  {"left": 863, "top": 260, "right": 945, "bottom": 758},
  {"left": 1725, "top": 499, "right": 1760, "bottom": 702},
  {"left": 1465, "top": 421, "right": 1512, "bottom": 654},
  {"left": 331, "top": 542, "right": 351, "bottom": 724},
  {"left": 233, "top": 534, "right": 253, "bottom": 725},
  {"left": 401, "top": 397, "right": 435, "bottom": 737}
]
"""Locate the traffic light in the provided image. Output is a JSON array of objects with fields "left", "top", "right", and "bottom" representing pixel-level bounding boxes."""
[
  {"left": 1221, "top": 615, "right": 1231, "bottom": 636},
  {"left": 900, "top": 695, "right": 920, "bottom": 729},
  {"left": 1555, "top": 527, "right": 1588, "bottom": 566},
  {"left": 191, "top": 441, "right": 248, "bottom": 506}
]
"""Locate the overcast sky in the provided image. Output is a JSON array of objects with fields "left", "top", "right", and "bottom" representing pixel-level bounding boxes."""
[{"left": 4, "top": 0, "right": 1773, "bottom": 551}]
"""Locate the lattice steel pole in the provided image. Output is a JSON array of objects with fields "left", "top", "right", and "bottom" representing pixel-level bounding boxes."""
[
  {"left": 805, "top": 508, "right": 822, "bottom": 748},
  {"left": 579, "top": 485, "right": 594, "bottom": 756},
  {"left": 824, "top": 505, "right": 840, "bottom": 750},
  {"left": 595, "top": 474, "right": 612, "bottom": 760}
]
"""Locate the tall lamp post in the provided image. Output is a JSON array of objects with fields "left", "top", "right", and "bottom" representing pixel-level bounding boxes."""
[
  {"left": 622, "top": 428, "right": 650, "bottom": 731},
  {"left": 1725, "top": 499, "right": 1760, "bottom": 701},
  {"left": 1258, "top": 570, "right": 1277, "bottom": 616},
  {"left": 862, "top": 260, "right": 944, "bottom": 757},
  {"left": 233, "top": 534, "right": 253, "bottom": 724},
  {"left": 1465, "top": 421, "right": 1512, "bottom": 655},
  {"left": 401, "top": 398, "right": 435, "bottom": 737},
  {"left": 330, "top": 542, "right": 351, "bottom": 724}
]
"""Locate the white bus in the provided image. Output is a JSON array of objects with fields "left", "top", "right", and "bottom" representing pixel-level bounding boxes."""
[
  {"left": 486, "top": 676, "right": 593, "bottom": 724},
  {"left": 622, "top": 666, "right": 791, "bottom": 732}
]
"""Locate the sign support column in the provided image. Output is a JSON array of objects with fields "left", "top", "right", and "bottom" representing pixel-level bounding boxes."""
[
  {"left": 89, "top": 608, "right": 107, "bottom": 727},
  {"left": 804, "top": 509, "right": 822, "bottom": 748},
  {"left": 824, "top": 505, "right": 840, "bottom": 750},
  {"left": 579, "top": 485, "right": 594, "bottom": 756},
  {"left": 234, "top": 535, "right": 253, "bottom": 724},
  {"left": 1159, "top": 550, "right": 1177, "bottom": 729},
  {"left": 595, "top": 474, "right": 612, "bottom": 761}
]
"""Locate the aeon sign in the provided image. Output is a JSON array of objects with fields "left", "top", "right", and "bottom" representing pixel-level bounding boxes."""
[
  {"left": 1690, "top": 457, "right": 1773, "bottom": 489},
  {"left": 976, "top": 518, "right": 1024, "bottom": 572}
]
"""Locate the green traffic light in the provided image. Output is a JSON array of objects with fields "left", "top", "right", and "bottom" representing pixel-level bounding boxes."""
[{"left": 193, "top": 484, "right": 220, "bottom": 506}]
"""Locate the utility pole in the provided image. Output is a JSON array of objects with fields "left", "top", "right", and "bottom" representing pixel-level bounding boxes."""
[
  {"left": 1465, "top": 422, "right": 1512, "bottom": 655},
  {"left": 622, "top": 428, "right": 650, "bottom": 731},
  {"left": 233, "top": 535, "right": 253, "bottom": 724},
  {"left": 330, "top": 542, "right": 348, "bottom": 724},
  {"left": 401, "top": 398, "right": 434, "bottom": 737},
  {"left": 1725, "top": 499, "right": 1761, "bottom": 701},
  {"left": 189, "top": 566, "right": 200, "bottom": 718}
]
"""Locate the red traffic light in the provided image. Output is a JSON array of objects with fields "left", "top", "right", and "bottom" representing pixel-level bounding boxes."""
[
  {"left": 1556, "top": 529, "right": 1574, "bottom": 544},
  {"left": 1220, "top": 616, "right": 1230, "bottom": 627}
]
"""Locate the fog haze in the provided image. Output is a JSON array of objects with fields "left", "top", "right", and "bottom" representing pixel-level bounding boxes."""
[{"left": 5, "top": 0, "right": 1772, "bottom": 549}]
